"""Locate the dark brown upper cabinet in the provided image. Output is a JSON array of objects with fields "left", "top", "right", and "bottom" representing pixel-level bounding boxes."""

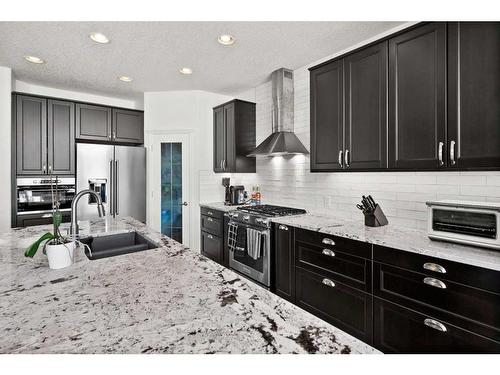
[
  {"left": 15, "top": 95, "right": 75, "bottom": 176},
  {"left": 310, "top": 59, "right": 344, "bottom": 171},
  {"left": 447, "top": 22, "right": 500, "bottom": 170},
  {"left": 213, "top": 99, "right": 256, "bottom": 173},
  {"left": 388, "top": 22, "right": 447, "bottom": 170},
  {"left": 76, "top": 103, "right": 112, "bottom": 142},
  {"left": 112, "top": 108, "right": 144, "bottom": 144},
  {"left": 47, "top": 100, "right": 75, "bottom": 175},
  {"left": 16, "top": 95, "right": 47, "bottom": 175},
  {"left": 345, "top": 41, "right": 388, "bottom": 170}
]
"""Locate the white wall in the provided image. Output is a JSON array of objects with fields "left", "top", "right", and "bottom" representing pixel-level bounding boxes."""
[
  {"left": 144, "top": 90, "right": 231, "bottom": 251},
  {"left": 0, "top": 67, "right": 12, "bottom": 231}
]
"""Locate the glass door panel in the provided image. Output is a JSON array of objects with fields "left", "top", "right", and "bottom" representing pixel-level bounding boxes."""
[{"left": 161, "top": 142, "right": 183, "bottom": 242}]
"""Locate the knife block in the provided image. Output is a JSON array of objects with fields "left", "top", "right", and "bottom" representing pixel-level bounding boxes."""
[{"left": 364, "top": 204, "right": 388, "bottom": 227}]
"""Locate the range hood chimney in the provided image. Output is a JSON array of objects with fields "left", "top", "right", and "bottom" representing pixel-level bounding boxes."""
[{"left": 247, "top": 68, "right": 309, "bottom": 157}]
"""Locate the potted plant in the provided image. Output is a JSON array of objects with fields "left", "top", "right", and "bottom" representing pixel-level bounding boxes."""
[{"left": 24, "top": 175, "right": 76, "bottom": 269}]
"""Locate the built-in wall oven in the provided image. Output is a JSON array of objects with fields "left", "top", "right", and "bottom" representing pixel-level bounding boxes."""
[{"left": 15, "top": 177, "right": 75, "bottom": 227}]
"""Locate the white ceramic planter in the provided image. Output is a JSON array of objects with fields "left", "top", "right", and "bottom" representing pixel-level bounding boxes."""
[{"left": 46, "top": 241, "right": 76, "bottom": 270}]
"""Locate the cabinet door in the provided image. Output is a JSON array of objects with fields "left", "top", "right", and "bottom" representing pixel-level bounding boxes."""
[
  {"left": 345, "top": 41, "right": 387, "bottom": 170},
  {"left": 213, "top": 106, "right": 225, "bottom": 173},
  {"left": 16, "top": 95, "right": 47, "bottom": 175},
  {"left": 274, "top": 224, "right": 294, "bottom": 302},
  {"left": 47, "top": 100, "right": 75, "bottom": 175},
  {"left": 388, "top": 23, "right": 447, "bottom": 170},
  {"left": 112, "top": 108, "right": 144, "bottom": 144},
  {"left": 76, "top": 103, "right": 112, "bottom": 141},
  {"left": 223, "top": 103, "right": 235, "bottom": 172},
  {"left": 448, "top": 22, "right": 500, "bottom": 170},
  {"left": 200, "top": 231, "right": 222, "bottom": 263},
  {"left": 310, "top": 60, "right": 344, "bottom": 171}
]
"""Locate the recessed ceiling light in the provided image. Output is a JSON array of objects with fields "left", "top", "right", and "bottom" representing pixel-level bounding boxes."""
[
  {"left": 218, "top": 34, "right": 235, "bottom": 45},
  {"left": 179, "top": 67, "right": 193, "bottom": 75},
  {"left": 118, "top": 76, "right": 133, "bottom": 82},
  {"left": 89, "top": 32, "right": 110, "bottom": 44},
  {"left": 24, "top": 55, "right": 45, "bottom": 64}
]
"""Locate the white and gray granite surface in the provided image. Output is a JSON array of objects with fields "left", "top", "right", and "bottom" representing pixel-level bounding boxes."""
[
  {"left": 271, "top": 212, "right": 500, "bottom": 272},
  {"left": 0, "top": 216, "right": 377, "bottom": 354},
  {"left": 200, "top": 202, "right": 239, "bottom": 213}
]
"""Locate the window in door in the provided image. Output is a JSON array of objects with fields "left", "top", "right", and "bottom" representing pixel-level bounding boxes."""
[{"left": 161, "top": 142, "right": 183, "bottom": 243}]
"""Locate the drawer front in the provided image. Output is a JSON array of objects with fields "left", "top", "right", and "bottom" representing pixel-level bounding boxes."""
[
  {"left": 295, "top": 240, "right": 371, "bottom": 292},
  {"left": 295, "top": 228, "right": 371, "bottom": 259},
  {"left": 200, "top": 207, "right": 224, "bottom": 220},
  {"left": 200, "top": 215, "right": 222, "bottom": 236},
  {"left": 374, "top": 262, "right": 500, "bottom": 331},
  {"left": 296, "top": 267, "right": 373, "bottom": 344},
  {"left": 374, "top": 297, "right": 500, "bottom": 353},
  {"left": 201, "top": 231, "right": 222, "bottom": 263},
  {"left": 374, "top": 244, "right": 500, "bottom": 294}
]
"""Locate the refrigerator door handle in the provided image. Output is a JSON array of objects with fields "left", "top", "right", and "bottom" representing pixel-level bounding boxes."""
[
  {"left": 109, "top": 160, "right": 114, "bottom": 215},
  {"left": 115, "top": 160, "right": 119, "bottom": 215}
]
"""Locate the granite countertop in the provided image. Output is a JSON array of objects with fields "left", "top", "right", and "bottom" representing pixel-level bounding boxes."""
[
  {"left": 200, "top": 202, "right": 240, "bottom": 213},
  {"left": 200, "top": 202, "right": 500, "bottom": 272},
  {"left": 0, "top": 217, "right": 376, "bottom": 354}
]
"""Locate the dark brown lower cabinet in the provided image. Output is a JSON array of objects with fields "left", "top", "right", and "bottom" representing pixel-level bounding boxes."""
[
  {"left": 373, "top": 298, "right": 500, "bottom": 353},
  {"left": 273, "top": 224, "right": 294, "bottom": 302},
  {"left": 200, "top": 231, "right": 222, "bottom": 263},
  {"left": 295, "top": 267, "right": 373, "bottom": 344}
]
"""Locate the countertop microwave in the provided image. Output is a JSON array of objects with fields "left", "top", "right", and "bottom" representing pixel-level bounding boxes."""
[{"left": 426, "top": 200, "right": 500, "bottom": 250}]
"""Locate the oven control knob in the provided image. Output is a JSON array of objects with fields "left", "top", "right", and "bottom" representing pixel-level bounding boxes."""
[{"left": 243, "top": 215, "right": 250, "bottom": 221}]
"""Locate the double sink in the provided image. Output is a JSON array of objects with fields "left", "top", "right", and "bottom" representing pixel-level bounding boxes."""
[{"left": 80, "top": 231, "right": 159, "bottom": 260}]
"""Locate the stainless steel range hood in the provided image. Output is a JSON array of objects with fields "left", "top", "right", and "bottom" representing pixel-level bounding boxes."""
[{"left": 247, "top": 68, "right": 309, "bottom": 157}]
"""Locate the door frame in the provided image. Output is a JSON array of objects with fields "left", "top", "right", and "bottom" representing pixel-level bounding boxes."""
[{"left": 145, "top": 130, "right": 193, "bottom": 247}]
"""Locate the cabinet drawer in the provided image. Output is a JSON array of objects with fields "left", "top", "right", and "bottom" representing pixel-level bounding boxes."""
[
  {"left": 200, "top": 231, "right": 222, "bottom": 263},
  {"left": 296, "top": 267, "right": 373, "bottom": 344},
  {"left": 295, "top": 240, "right": 371, "bottom": 292},
  {"left": 295, "top": 228, "right": 371, "bottom": 259},
  {"left": 200, "top": 207, "right": 224, "bottom": 220},
  {"left": 374, "top": 244, "right": 500, "bottom": 294},
  {"left": 200, "top": 215, "right": 222, "bottom": 236},
  {"left": 374, "top": 262, "right": 500, "bottom": 331},
  {"left": 374, "top": 297, "right": 500, "bottom": 353}
]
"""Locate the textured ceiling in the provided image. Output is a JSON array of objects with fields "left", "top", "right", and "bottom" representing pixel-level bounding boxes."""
[{"left": 0, "top": 21, "right": 403, "bottom": 99}]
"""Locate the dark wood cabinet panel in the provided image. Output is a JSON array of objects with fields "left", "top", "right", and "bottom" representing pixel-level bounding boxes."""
[
  {"left": 388, "top": 22, "right": 447, "bottom": 169},
  {"left": 200, "top": 208, "right": 225, "bottom": 266},
  {"left": 345, "top": 41, "right": 388, "bottom": 170},
  {"left": 16, "top": 211, "right": 71, "bottom": 228},
  {"left": 213, "top": 100, "right": 255, "bottom": 173},
  {"left": 310, "top": 59, "right": 344, "bottom": 171},
  {"left": 273, "top": 223, "right": 295, "bottom": 302},
  {"left": 222, "top": 214, "right": 230, "bottom": 268},
  {"left": 76, "top": 103, "right": 112, "bottom": 141},
  {"left": 388, "top": 23, "right": 447, "bottom": 170},
  {"left": 448, "top": 22, "right": 500, "bottom": 170},
  {"left": 47, "top": 100, "right": 75, "bottom": 175},
  {"left": 374, "top": 297, "right": 500, "bottom": 353},
  {"left": 296, "top": 267, "right": 373, "bottom": 344},
  {"left": 200, "top": 214, "right": 222, "bottom": 237},
  {"left": 16, "top": 95, "right": 47, "bottom": 175},
  {"left": 200, "top": 231, "right": 222, "bottom": 263},
  {"left": 112, "top": 108, "right": 144, "bottom": 144}
]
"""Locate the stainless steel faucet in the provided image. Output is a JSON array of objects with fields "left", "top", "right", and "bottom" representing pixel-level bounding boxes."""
[{"left": 70, "top": 189, "right": 105, "bottom": 238}]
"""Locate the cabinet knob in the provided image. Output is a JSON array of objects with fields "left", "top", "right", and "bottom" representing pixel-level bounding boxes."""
[
  {"left": 423, "top": 262, "right": 446, "bottom": 274},
  {"left": 322, "top": 238, "right": 335, "bottom": 246},
  {"left": 322, "top": 249, "right": 336, "bottom": 257},
  {"left": 322, "top": 278, "right": 335, "bottom": 288},
  {"left": 423, "top": 277, "right": 447, "bottom": 289},
  {"left": 278, "top": 224, "right": 288, "bottom": 231},
  {"left": 424, "top": 318, "right": 447, "bottom": 332}
]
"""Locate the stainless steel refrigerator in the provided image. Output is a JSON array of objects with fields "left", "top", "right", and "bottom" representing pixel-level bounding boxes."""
[{"left": 76, "top": 144, "right": 146, "bottom": 222}]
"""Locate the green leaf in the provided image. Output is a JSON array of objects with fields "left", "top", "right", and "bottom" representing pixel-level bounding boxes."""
[
  {"left": 24, "top": 232, "right": 55, "bottom": 258},
  {"left": 53, "top": 211, "right": 62, "bottom": 229}
]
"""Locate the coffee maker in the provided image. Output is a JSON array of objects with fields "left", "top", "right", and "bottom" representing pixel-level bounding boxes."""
[
  {"left": 222, "top": 178, "right": 231, "bottom": 205},
  {"left": 229, "top": 185, "right": 245, "bottom": 205}
]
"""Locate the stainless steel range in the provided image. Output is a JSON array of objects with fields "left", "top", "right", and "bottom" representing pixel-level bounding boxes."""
[{"left": 227, "top": 205, "right": 306, "bottom": 287}]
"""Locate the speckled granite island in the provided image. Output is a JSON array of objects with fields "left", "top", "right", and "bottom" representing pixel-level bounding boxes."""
[{"left": 0, "top": 217, "right": 377, "bottom": 354}]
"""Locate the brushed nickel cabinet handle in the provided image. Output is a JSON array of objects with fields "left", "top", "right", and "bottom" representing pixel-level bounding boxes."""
[
  {"left": 344, "top": 149, "right": 350, "bottom": 167},
  {"left": 338, "top": 150, "right": 343, "bottom": 168},
  {"left": 322, "top": 249, "right": 336, "bottom": 257},
  {"left": 278, "top": 225, "right": 289, "bottom": 231},
  {"left": 424, "top": 318, "right": 447, "bottom": 332},
  {"left": 48, "top": 165, "right": 52, "bottom": 174},
  {"left": 322, "top": 238, "right": 335, "bottom": 246},
  {"left": 207, "top": 218, "right": 213, "bottom": 222},
  {"left": 423, "top": 262, "right": 446, "bottom": 274},
  {"left": 207, "top": 211, "right": 213, "bottom": 216},
  {"left": 42, "top": 164, "right": 46, "bottom": 174},
  {"left": 322, "top": 278, "right": 335, "bottom": 288},
  {"left": 450, "top": 140, "right": 456, "bottom": 165},
  {"left": 423, "top": 277, "right": 447, "bottom": 289},
  {"left": 438, "top": 141, "right": 444, "bottom": 166},
  {"left": 207, "top": 234, "right": 213, "bottom": 240}
]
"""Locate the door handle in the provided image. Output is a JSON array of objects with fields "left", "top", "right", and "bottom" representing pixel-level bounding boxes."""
[
  {"left": 181, "top": 202, "right": 188, "bottom": 206},
  {"left": 109, "top": 160, "right": 114, "bottom": 215},
  {"left": 438, "top": 141, "right": 444, "bottom": 166},
  {"left": 423, "top": 277, "right": 447, "bottom": 289},
  {"left": 223, "top": 159, "right": 226, "bottom": 170},
  {"left": 42, "top": 164, "right": 46, "bottom": 174},
  {"left": 344, "top": 149, "right": 350, "bottom": 168},
  {"left": 48, "top": 165, "right": 52, "bottom": 174},
  {"left": 424, "top": 318, "right": 447, "bottom": 332},
  {"left": 115, "top": 160, "right": 119, "bottom": 215},
  {"left": 338, "top": 150, "right": 343, "bottom": 168},
  {"left": 450, "top": 140, "right": 456, "bottom": 165}
]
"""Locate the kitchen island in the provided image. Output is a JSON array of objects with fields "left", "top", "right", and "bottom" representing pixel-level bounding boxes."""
[{"left": 0, "top": 217, "right": 377, "bottom": 354}]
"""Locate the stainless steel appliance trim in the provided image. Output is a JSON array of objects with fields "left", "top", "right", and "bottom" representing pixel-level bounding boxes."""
[
  {"left": 424, "top": 318, "right": 447, "bottom": 332},
  {"left": 423, "top": 262, "right": 446, "bottom": 274},
  {"left": 322, "top": 238, "right": 335, "bottom": 246},
  {"left": 450, "top": 140, "right": 456, "bottom": 165},
  {"left": 438, "top": 141, "right": 444, "bottom": 166},
  {"left": 338, "top": 150, "right": 343, "bottom": 167},
  {"left": 423, "top": 277, "right": 447, "bottom": 289},
  {"left": 17, "top": 208, "right": 72, "bottom": 216},
  {"left": 322, "top": 249, "right": 336, "bottom": 257},
  {"left": 278, "top": 224, "right": 288, "bottom": 231},
  {"left": 17, "top": 177, "right": 76, "bottom": 186},
  {"left": 322, "top": 278, "right": 335, "bottom": 287}
]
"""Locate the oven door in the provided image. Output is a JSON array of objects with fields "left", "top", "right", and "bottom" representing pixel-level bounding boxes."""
[
  {"left": 17, "top": 185, "right": 75, "bottom": 214},
  {"left": 228, "top": 222, "right": 271, "bottom": 287}
]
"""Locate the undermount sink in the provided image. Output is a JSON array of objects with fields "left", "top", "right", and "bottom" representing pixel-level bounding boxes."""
[{"left": 80, "top": 231, "right": 159, "bottom": 260}]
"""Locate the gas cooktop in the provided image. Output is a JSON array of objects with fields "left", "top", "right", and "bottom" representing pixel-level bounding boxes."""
[{"left": 236, "top": 204, "right": 306, "bottom": 217}]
